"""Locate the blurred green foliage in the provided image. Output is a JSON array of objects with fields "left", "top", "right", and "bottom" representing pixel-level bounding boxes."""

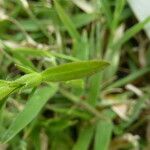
[{"left": 0, "top": 0, "right": 150, "bottom": 150}]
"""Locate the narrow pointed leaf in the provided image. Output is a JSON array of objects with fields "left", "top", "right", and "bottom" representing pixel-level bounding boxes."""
[
  {"left": 73, "top": 125, "right": 95, "bottom": 150},
  {"left": 15, "top": 64, "right": 35, "bottom": 74},
  {"left": 114, "top": 16, "right": 150, "bottom": 48},
  {"left": 54, "top": 0, "right": 80, "bottom": 41},
  {"left": 94, "top": 120, "right": 113, "bottom": 150},
  {"left": 41, "top": 60, "right": 109, "bottom": 82},
  {"left": 0, "top": 84, "right": 58, "bottom": 143}
]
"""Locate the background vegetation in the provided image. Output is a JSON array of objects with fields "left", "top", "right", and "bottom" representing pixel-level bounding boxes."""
[{"left": 0, "top": 0, "right": 150, "bottom": 149}]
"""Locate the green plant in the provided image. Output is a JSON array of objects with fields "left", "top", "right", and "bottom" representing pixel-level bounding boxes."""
[
  {"left": 0, "top": 60, "right": 109, "bottom": 103},
  {"left": 0, "top": 0, "right": 150, "bottom": 150},
  {"left": 0, "top": 60, "right": 109, "bottom": 143}
]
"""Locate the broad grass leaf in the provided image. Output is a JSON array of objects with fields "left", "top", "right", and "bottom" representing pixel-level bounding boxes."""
[
  {"left": 73, "top": 125, "right": 95, "bottom": 150},
  {"left": 94, "top": 120, "right": 113, "bottom": 150},
  {"left": 41, "top": 60, "right": 109, "bottom": 82},
  {"left": 0, "top": 84, "right": 58, "bottom": 143}
]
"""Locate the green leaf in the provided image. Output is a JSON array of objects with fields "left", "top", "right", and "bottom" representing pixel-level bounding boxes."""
[
  {"left": 94, "top": 120, "right": 113, "bottom": 150},
  {"left": 41, "top": 60, "right": 109, "bottom": 82},
  {"left": 12, "top": 47, "right": 52, "bottom": 58},
  {"left": 72, "top": 13, "right": 98, "bottom": 28},
  {"left": 15, "top": 64, "right": 35, "bottom": 74},
  {"left": 88, "top": 72, "right": 102, "bottom": 106},
  {"left": 111, "top": 0, "right": 126, "bottom": 33},
  {"left": 12, "top": 73, "right": 42, "bottom": 88},
  {"left": 54, "top": 0, "right": 88, "bottom": 59},
  {"left": 13, "top": 47, "right": 79, "bottom": 62},
  {"left": 0, "top": 84, "right": 58, "bottom": 143},
  {"left": 94, "top": 110, "right": 115, "bottom": 150},
  {"left": 49, "top": 106, "right": 91, "bottom": 120},
  {"left": 0, "top": 86, "right": 19, "bottom": 101},
  {"left": 114, "top": 16, "right": 150, "bottom": 48},
  {"left": 45, "top": 118, "right": 76, "bottom": 132},
  {"left": 1, "top": 43, "right": 36, "bottom": 70},
  {"left": 100, "top": 0, "right": 113, "bottom": 27},
  {"left": 54, "top": 0, "right": 81, "bottom": 41},
  {"left": 73, "top": 125, "right": 95, "bottom": 150},
  {"left": 106, "top": 67, "right": 150, "bottom": 89}
]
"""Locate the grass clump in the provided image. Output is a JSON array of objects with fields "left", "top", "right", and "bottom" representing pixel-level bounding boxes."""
[{"left": 0, "top": 0, "right": 150, "bottom": 150}]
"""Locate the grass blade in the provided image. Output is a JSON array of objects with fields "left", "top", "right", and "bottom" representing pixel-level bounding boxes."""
[
  {"left": 88, "top": 73, "right": 102, "bottom": 106},
  {"left": 0, "top": 84, "right": 58, "bottom": 143},
  {"left": 54, "top": 0, "right": 80, "bottom": 41},
  {"left": 114, "top": 16, "right": 150, "bottom": 49},
  {"left": 94, "top": 120, "right": 113, "bottom": 150},
  {"left": 100, "top": 0, "right": 112, "bottom": 27},
  {"left": 13, "top": 47, "right": 79, "bottom": 61},
  {"left": 106, "top": 67, "right": 150, "bottom": 89},
  {"left": 1, "top": 43, "right": 36, "bottom": 70},
  {"left": 41, "top": 60, "right": 109, "bottom": 82}
]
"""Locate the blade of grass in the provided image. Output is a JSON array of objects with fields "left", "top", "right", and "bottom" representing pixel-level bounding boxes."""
[
  {"left": 100, "top": 0, "right": 112, "bottom": 27},
  {"left": 54, "top": 0, "right": 88, "bottom": 59},
  {"left": 87, "top": 22, "right": 103, "bottom": 106},
  {"left": 0, "top": 84, "right": 58, "bottom": 143},
  {"left": 104, "top": 0, "right": 125, "bottom": 79},
  {"left": 19, "top": 0, "right": 51, "bottom": 42},
  {"left": 72, "top": 125, "right": 95, "bottom": 150},
  {"left": 13, "top": 47, "right": 79, "bottom": 62},
  {"left": 73, "top": 13, "right": 98, "bottom": 28},
  {"left": 88, "top": 73, "right": 102, "bottom": 106},
  {"left": 47, "top": 105, "right": 91, "bottom": 120},
  {"left": 94, "top": 120, "right": 113, "bottom": 150},
  {"left": 41, "top": 60, "right": 109, "bottom": 82},
  {"left": 15, "top": 64, "right": 35, "bottom": 74},
  {"left": 104, "top": 17, "right": 150, "bottom": 79},
  {"left": 0, "top": 42, "right": 36, "bottom": 70},
  {"left": 110, "top": 0, "right": 126, "bottom": 34},
  {"left": 0, "top": 60, "right": 108, "bottom": 105},
  {"left": 73, "top": 30, "right": 89, "bottom": 60},
  {"left": 54, "top": 0, "right": 80, "bottom": 41},
  {"left": 114, "top": 16, "right": 150, "bottom": 49},
  {"left": 106, "top": 67, "right": 150, "bottom": 89},
  {"left": 59, "top": 88, "right": 106, "bottom": 119},
  {"left": 94, "top": 110, "right": 115, "bottom": 150}
]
